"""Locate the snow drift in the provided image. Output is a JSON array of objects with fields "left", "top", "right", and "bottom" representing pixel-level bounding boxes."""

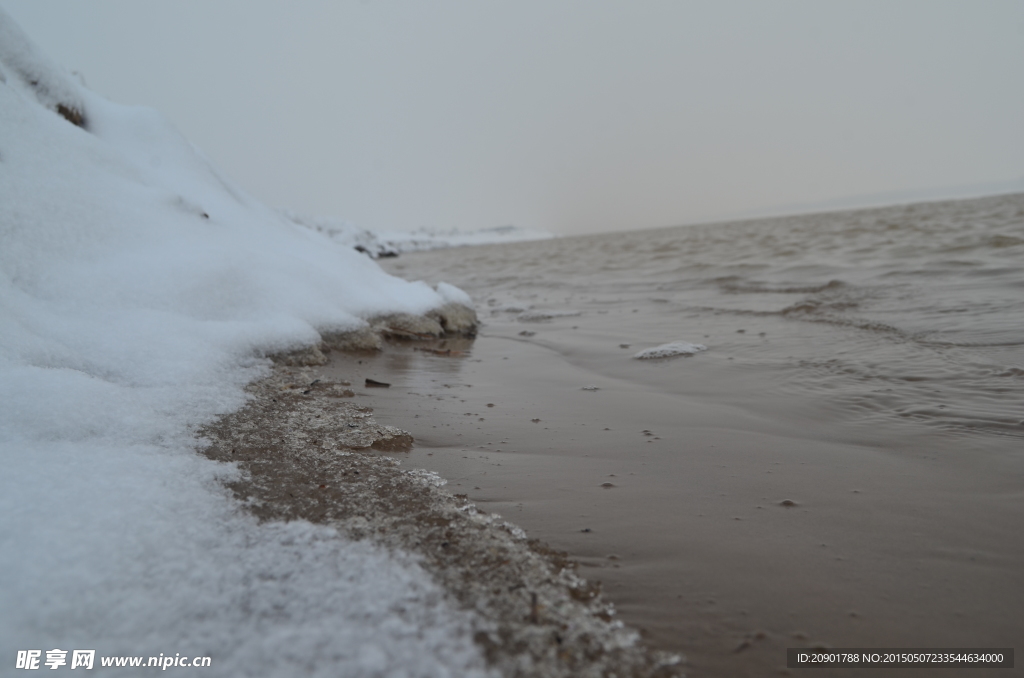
[{"left": 0, "top": 9, "right": 491, "bottom": 676}]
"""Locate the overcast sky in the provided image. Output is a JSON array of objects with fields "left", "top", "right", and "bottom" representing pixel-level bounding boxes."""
[{"left": 5, "top": 1, "right": 1023, "bottom": 235}]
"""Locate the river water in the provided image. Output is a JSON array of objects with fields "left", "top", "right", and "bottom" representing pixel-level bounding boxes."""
[{"left": 355, "top": 193, "right": 1023, "bottom": 677}]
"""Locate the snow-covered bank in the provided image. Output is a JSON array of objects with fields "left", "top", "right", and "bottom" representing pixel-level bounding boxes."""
[
  {"left": 0, "top": 9, "right": 490, "bottom": 675},
  {"left": 283, "top": 211, "right": 554, "bottom": 259}
]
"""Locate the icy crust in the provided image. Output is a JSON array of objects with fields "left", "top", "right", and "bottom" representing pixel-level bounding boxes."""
[
  {"left": 270, "top": 304, "right": 479, "bottom": 364},
  {"left": 199, "top": 365, "right": 685, "bottom": 678},
  {"left": 632, "top": 342, "right": 708, "bottom": 359}
]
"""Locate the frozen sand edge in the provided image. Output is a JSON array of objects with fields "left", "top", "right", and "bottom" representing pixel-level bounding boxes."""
[{"left": 199, "top": 341, "right": 684, "bottom": 678}]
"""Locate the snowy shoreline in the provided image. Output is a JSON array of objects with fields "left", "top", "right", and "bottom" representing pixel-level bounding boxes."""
[
  {"left": 198, "top": 347, "right": 680, "bottom": 677},
  {"left": 0, "top": 10, "right": 676, "bottom": 675}
]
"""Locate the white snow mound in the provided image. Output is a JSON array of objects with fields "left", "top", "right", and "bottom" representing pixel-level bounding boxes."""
[
  {"left": 435, "top": 282, "right": 474, "bottom": 307},
  {"left": 0, "top": 9, "right": 491, "bottom": 676},
  {"left": 632, "top": 341, "right": 708, "bottom": 359}
]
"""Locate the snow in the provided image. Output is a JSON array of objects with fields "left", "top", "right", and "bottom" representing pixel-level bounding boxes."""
[
  {"left": 632, "top": 342, "right": 708, "bottom": 359},
  {"left": 0, "top": 9, "right": 84, "bottom": 121},
  {"left": 0, "top": 9, "right": 491, "bottom": 676},
  {"left": 435, "top": 282, "right": 474, "bottom": 307}
]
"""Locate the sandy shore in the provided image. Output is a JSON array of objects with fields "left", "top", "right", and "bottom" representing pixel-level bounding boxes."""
[{"left": 197, "top": 349, "right": 683, "bottom": 678}]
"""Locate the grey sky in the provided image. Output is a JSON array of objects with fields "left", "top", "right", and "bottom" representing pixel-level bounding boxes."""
[{"left": 4, "top": 1, "right": 1023, "bottom": 235}]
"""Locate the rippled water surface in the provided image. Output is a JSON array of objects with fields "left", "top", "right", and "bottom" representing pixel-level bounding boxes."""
[
  {"left": 405, "top": 193, "right": 1024, "bottom": 442},
  {"left": 375, "top": 194, "right": 1024, "bottom": 677}
]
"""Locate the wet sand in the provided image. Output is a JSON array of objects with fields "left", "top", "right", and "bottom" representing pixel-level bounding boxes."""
[
  {"left": 357, "top": 243, "right": 1024, "bottom": 677},
  {"left": 198, "top": 354, "right": 683, "bottom": 678}
]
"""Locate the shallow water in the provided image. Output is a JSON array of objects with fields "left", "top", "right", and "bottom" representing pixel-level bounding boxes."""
[{"left": 360, "top": 194, "right": 1023, "bottom": 677}]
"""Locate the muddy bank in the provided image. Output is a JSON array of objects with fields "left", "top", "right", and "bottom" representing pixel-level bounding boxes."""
[{"left": 197, "top": 346, "right": 683, "bottom": 678}]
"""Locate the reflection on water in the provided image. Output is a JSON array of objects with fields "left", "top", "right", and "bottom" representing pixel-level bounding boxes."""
[{"left": 378, "top": 337, "right": 477, "bottom": 380}]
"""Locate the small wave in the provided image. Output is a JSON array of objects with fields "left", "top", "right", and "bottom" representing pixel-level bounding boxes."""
[
  {"left": 937, "top": 234, "right": 1024, "bottom": 254},
  {"left": 988, "top": 234, "right": 1024, "bottom": 248},
  {"left": 791, "top": 313, "right": 906, "bottom": 336},
  {"left": 895, "top": 411, "right": 1024, "bottom": 439},
  {"left": 719, "top": 279, "right": 847, "bottom": 295},
  {"left": 780, "top": 298, "right": 861, "bottom": 315},
  {"left": 786, "top": 354, "right": 1024, "bottom": 440},
  {"left": 914, "top": 337, "right": 1024, "bottom": 348},
  {"left": 516, "top": 309, "right": 582, "bottom": 322}
]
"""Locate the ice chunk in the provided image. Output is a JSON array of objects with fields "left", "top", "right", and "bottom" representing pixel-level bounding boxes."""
[{"left": 632, "top": 341, "right": 708, "bottom": 359}]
